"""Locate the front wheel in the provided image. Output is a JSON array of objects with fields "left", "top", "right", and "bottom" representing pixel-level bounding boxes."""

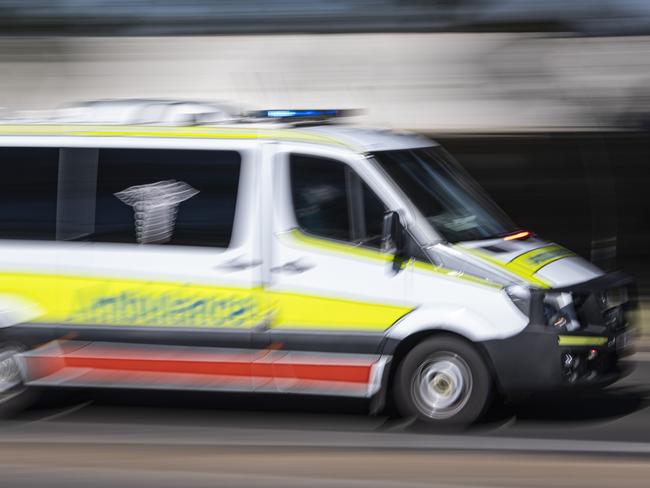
[{"left": 393, "top": 336, "right": 493, "bottom": 425}]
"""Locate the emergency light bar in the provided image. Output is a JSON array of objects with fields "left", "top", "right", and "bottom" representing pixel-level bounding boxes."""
[{"left": 247, "top": 109, "right": 358, "bottom": 120}]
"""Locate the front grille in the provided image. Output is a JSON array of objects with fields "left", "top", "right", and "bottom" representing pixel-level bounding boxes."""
[
  {"left": 604, "top": 306, "right": 625, "bottom": 331},
  {"left": 573, "top": 286, "right": 631, "bottom": 333}
]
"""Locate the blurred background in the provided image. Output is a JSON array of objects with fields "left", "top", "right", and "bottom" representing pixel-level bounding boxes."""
[
  {"left": 3, "top": 1, "right": 650, "bottom": 290},
  {"left": 2, "top": 2, "right": 650, "bottom": 487}
]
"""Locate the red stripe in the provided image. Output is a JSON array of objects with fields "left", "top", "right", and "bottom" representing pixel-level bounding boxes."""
[
  {"left": 23, "top": 342, "right": 376, "bottom": 387},
  {"left": 65, "top": 356, "right": 252, "bottom": 377},
  {"left": 61, "top": 356, "right": 371, "bottom": 384},
  {"left": 270, "top": 362, "right": 370, "bottom": 383}
]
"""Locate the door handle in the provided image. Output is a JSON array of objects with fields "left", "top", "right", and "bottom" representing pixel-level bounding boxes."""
[
  {"left": 271, "top": 259, "right": 315, "bottom": 274},
  {"left": 215, "top": 258, "right": 262, "bottom": 271}
]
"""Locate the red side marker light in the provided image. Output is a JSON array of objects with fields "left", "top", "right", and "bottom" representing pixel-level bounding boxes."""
[{"left": 503, "top": 230, "right": 533, "bottom": 241}]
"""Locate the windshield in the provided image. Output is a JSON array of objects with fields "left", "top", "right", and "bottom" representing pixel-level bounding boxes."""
[{"left": 372, "top": 146, "right": 517, "bottom": 242}]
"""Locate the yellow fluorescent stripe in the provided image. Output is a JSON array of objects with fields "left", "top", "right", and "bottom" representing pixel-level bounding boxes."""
[
  {"left": 275, "top": 231, "right": 412, "bottom": 329},
  {"left": 285, "top": 229, "right": 501, "bottom": 289},
  {"left": 0, "top": 271, "right": 408, "bottom": 331},
  {"left": 411, "top": 260, "right": 502, "bottom": 289},
  {"left": 0, "top": 272, "right": 267, "bottom": 328},
  {"left": 0, "top": 124, "right": 355, "bottom": 150},
  {"left": 510, "top": 245, "right": 575, "bottom": 273},
  {"left": 268, "top": 290, "right": 411, "bottom": 331},
  {"left": 457, "top": 245, "right": 551, "bottom": 288},
  {"left": 557, "top": 335, "right": 608, "bottom": 346},
  {"left": 286, "top": 229, "right": 392, "bottom": 263}
]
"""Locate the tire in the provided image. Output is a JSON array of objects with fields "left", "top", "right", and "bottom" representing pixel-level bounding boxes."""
[
  {"left": 0, "top": 346, "right": 37, "bottom": 418},
  {"left": 393, "top": 336, "right": 493, "bottom": 426}
]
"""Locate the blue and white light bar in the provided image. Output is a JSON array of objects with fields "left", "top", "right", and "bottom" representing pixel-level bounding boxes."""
[{"left": 248, "top": 109, "right": 357, "bottom": 120}]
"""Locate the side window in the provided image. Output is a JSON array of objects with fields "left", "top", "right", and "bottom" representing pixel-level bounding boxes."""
[
  {"left": 0, "top": 147, "right": 59, "bottom": 240},
  {"left": 90, "top": 149, "right": 241, "bottom": 247},
  {"left": 290, "top": 154, "right": 350, "bottom": 241},
  {"left": 290, "top": 154, "right": 387, "bottom": 248}
]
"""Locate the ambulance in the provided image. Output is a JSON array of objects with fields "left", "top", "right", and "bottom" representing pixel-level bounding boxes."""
[{"left": 0, "top": 109, "right": 634, "bottom": 424}]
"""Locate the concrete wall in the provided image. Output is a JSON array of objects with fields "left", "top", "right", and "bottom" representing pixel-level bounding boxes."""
[{"left": 0, "top": 34, "right": 649, "bottom": 131}]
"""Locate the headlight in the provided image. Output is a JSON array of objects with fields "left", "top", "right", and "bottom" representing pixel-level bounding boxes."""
[
  {"left": 505, "top": 284, "right": 531, "bottom": 317},
  {"left": 544, "top": 292, "right": 580, "bottom": 331}
]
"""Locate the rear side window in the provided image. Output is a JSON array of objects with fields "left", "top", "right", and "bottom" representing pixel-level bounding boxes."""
[
  {"left": 0, "top": 147, "right": 59, "bottom": 240},
  {"left": 91, "top": 149, "right": 241, "bottom": 247},
  {"left": 290, "top": 154, "right": 387, "bottom": 248}
]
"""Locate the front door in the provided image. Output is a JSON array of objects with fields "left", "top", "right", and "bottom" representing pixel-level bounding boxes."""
[{"left": 260, "top": 148, "right": 410, "bottom": 396}]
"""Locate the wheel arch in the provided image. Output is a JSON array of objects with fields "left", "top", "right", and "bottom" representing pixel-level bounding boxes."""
[
  {"left": 382, "top": 328, "right": 500, "bottom": 402},
  {"left": 379, "top": 301, "right": 527, "bottom": 399}
]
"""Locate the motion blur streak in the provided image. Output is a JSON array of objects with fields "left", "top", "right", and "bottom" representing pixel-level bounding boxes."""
[
  {"left": 1, "top": 1, "right": 650, "bottom": 488},
  {"left": 0, "top": 357, "right": 648, "bottom": 487},
  {"left": 1, "top": 446, "right": 649, "bottom": 488},
  {"left": 2, "top": 34, "right": 650, "bottom": 131},
  {"left": 22, "top": 341, "right": 382, "bottom": 396}
]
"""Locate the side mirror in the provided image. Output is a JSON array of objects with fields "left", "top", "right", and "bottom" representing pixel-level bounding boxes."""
[{"left": 382, "top": 211, "right": 407, "bottom": 269}]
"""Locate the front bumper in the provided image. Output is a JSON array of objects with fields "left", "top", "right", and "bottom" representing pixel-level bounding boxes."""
[
  {"left": 482, "top": 327, "right": 632, "bottom": 395},
  {"left": 482, "top": 271, "right": 636, "bottom": 395}
]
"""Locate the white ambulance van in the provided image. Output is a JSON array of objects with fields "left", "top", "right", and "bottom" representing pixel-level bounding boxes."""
[{"left": 0, "top": 110, "right": 634, "bottom": 424}]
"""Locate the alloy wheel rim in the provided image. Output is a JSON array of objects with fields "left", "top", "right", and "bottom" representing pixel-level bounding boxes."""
[
  {"left": 0, "top": 348, "right": 24, "bottom": 399},
  {"left": 411, "top": 352, "right": 473, "bottom": 420}
]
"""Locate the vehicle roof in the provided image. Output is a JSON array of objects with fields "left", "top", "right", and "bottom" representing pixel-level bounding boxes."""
[
  {"left": 0, "top": 123, "right": 435, "bottom": 153},
  {"left": 58, "top": 99, "right": 234, "bottom": 125},
  {"left": 301, "top": 125, "right": 434, "bottom": 152}
]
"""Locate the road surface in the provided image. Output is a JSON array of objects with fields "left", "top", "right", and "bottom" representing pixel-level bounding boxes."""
[{"left": 0, "top": 356, "right": 649, "bottom": 487}]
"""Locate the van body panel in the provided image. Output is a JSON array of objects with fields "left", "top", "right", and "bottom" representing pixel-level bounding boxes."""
[{"left": 0, "top": 128, "right": 631, "bottom": 406}]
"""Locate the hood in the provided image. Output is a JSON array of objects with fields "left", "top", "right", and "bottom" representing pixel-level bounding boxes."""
[{"left": 456, "top": 236, "right": 604, "bottom": 288}]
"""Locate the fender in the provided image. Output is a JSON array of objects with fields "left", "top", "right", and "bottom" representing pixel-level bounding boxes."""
[{"left": 385, "top": 298, "right": 528, "bottom": 344}]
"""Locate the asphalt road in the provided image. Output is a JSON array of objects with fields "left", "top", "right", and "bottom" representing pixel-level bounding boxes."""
[{"left": 0, "top": 356, "right": 649, "bottom": 487}]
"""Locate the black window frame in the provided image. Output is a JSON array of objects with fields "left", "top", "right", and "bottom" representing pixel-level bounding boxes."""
[{"left": 0, "top": 146, "right": 60, "bottom": 241}]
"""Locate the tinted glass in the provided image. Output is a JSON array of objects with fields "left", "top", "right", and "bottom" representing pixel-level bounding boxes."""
[
  {"left": 0, "top": 147, "right": 59, "bottom": 240},
  {"left": 290, "top": 154, "right": 386, "bottom": 247},
  {"left": 57, "top": 148, "right": 99, "bottom": 241},
  {"left": 93, "top": 149, "right": 240, "bottom": 247},
  {"left": 291, "top": 154, "right": 350, "bottom": 241},
  {"left": 372, "top": 146, "right": 517, "bottom": 242},
  {"left": 361, "top": 184, "right": 387, "bottom": 248}
]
